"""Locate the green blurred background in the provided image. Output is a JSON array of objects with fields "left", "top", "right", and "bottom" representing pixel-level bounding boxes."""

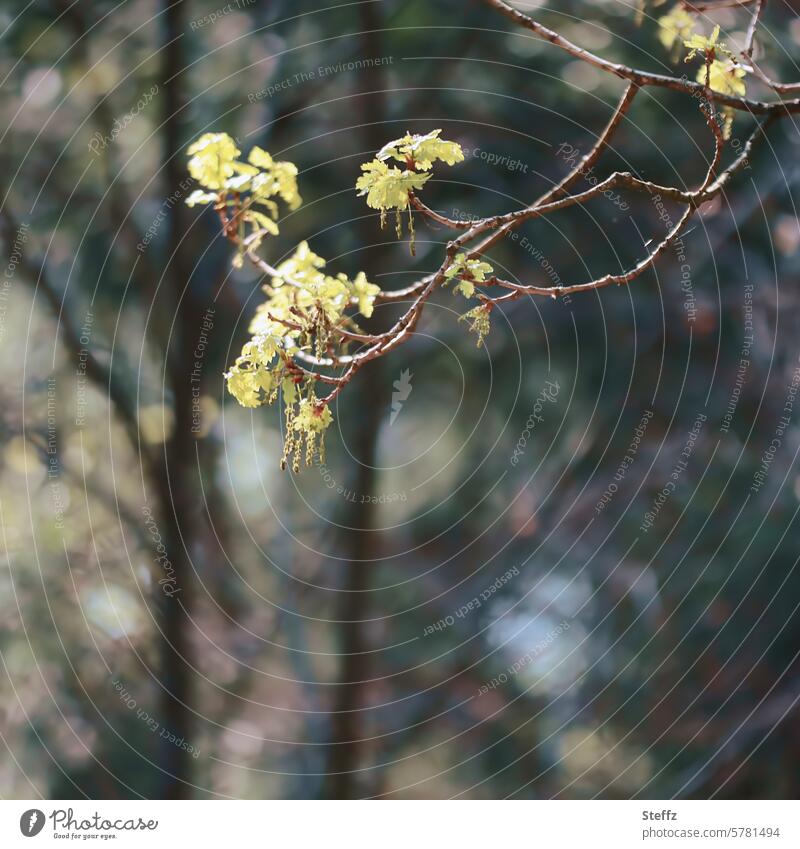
[{"left": 1, "top": 0, "right": 799, "bottom": 799}]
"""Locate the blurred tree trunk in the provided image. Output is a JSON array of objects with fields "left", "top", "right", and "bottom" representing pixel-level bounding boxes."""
[
  {"left": 321, "top": 367, "right": 383, "bottom": 799},
  {"left": 156, "top": 0, "right": 197, "bottom": 799},
  {"left": 321, "top": 2, "right": 388, "bottom": 800}
]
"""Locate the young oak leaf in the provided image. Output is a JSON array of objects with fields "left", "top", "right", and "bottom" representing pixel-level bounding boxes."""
[
  {"left": 358, "top": 131, "right": 463, "bottom": 247},
  {"left": 185, "top": 189, "right": 219, "bottom": 207},
  {"left": 377, "top": 129, "right": 465, "bottom": 171},
  {"left": 244, "top": 209, "right": 280, "bottom": 236},
  {"left": 273, "top": 240, "right": 326, "bottom": 283},
  {"left": 453, "top": 279, "right": 475, "bottom": 298},
  {"left": 681, "top": 24, "right": 746, "bottom": 139},
  {"left": 187, "top": 132, "right": 240, "bottom": 190},
  {"left": 684, "top": 25, "right": 734, "bottom": 63},
  {"left": 225, "top": 236, "right": 382, "bottom": 427},
  {"left": 355, "top": 160, "right": 430, "bottom": 212},
  {"left": 445, "top": 253, "right": 494, "bottom": 299},
  {"left": 702, "top": 58, "right": 747, "bottom": 138},
  {"left": 185, "top": 135, "right": 302, "bottom": 249},
  {"left": 350, "top": 271, "right": 381, "bottom": 318},
  {"left": 658, "top": 7, "right": 695, "bottom": 53},
  {"left": 703, "top": 59, "right": 747, "bottom": 97},
  {"left": 225, "top": 367, "right": 263, "bottom": 408}
]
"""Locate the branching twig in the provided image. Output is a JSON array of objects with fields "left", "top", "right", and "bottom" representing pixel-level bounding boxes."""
[{"left": 483, "top": 0, "right": 800, "bottom": 114}]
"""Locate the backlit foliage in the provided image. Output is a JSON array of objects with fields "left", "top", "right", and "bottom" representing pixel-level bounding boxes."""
[
  {"left": 221, "top": 239, "right": 380, "bottom": 470},
  {"left": 657, "top": 8, "right": 694, "bottom": 54},
  {"left": 356, "top": 130, "right": 464, "bottom": 244},
  {"left": 186, "top": 132, "right": 301, "bottom": 266},
  {"left": 657, "top": 12, "right": 750, "bottom": 139},
  {"left": 186, "top": 131, "right": 467, "bottom": 470},
  {"left": 679, "top": 23, "right": 747, "bottom": 138},
  {"left": 445, "top": 254, "right": 495, "bottom": 299}
]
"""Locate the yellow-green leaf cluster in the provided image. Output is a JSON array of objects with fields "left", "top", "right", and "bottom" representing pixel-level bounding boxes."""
[
  {"left": 703, "top": 59, "right": 746, "bottom": 97},
  {"left": 186, "top": 132, "right": 241, "bottom": 190},
  {"left": 658, "top": 7, "right": 694, "bottom": 53},
  {"left": 445, "top": 253, "right": 494, "bottom": 299},
  {"left": 223, "top": 334, "right": 283, "bottom": 410},
  {"left": 351, "top": 271, "right": 380, "bottom": 318},
  {"left": 223, "top": 240, "right": 380, "bottom": 468},
  {"left": 376, "top": 129, "right": 464, "bottom": 171},
  {"left": 701, "top": 57, "right": 747, "bottom": 139},
  {"left": 683, "top": 25, "right": 734, "bottom": 63},
  {"left": 356, "top": 130, "right": 464, "bottom": 242},
  {"left": 356, "top": 161, "right": 430, "bottom": 214},
  {"left": 680, "top": 24, "right": 747, "bottom": 139},
  {"left": 250, "top": 241, "right": 380, "bottom": 331},
  {"left": 185, "top": 133, "right": 301, "bottom": 253}
]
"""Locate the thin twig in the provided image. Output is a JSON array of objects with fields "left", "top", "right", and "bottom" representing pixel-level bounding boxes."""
[{"left": 483, "top": 0, "right": 799, "bottom": 114}]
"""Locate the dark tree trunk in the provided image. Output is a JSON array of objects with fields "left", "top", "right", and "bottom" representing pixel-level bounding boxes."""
[
  {"left": 157, "top": 0, "right": 197, "bottom": 799},
  {"left": 321, "top": 2, "right": 389, "bottom": 800},
  {"left": 321, "top": 365, "right": 384, "bottom": 799}
]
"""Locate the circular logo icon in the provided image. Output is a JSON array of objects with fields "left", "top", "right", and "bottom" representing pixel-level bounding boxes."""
[{"left": 19, "top": 809, "right": 45, "bottom": 837}]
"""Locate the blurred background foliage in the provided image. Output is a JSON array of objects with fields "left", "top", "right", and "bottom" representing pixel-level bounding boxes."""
[{"left": 1, "top": 0, "right": 799, "bottom": 799}]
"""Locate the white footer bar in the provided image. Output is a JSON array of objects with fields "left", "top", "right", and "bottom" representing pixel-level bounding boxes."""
[{"left": 1, "top": 800, "right": 796, "bottom": 848}]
